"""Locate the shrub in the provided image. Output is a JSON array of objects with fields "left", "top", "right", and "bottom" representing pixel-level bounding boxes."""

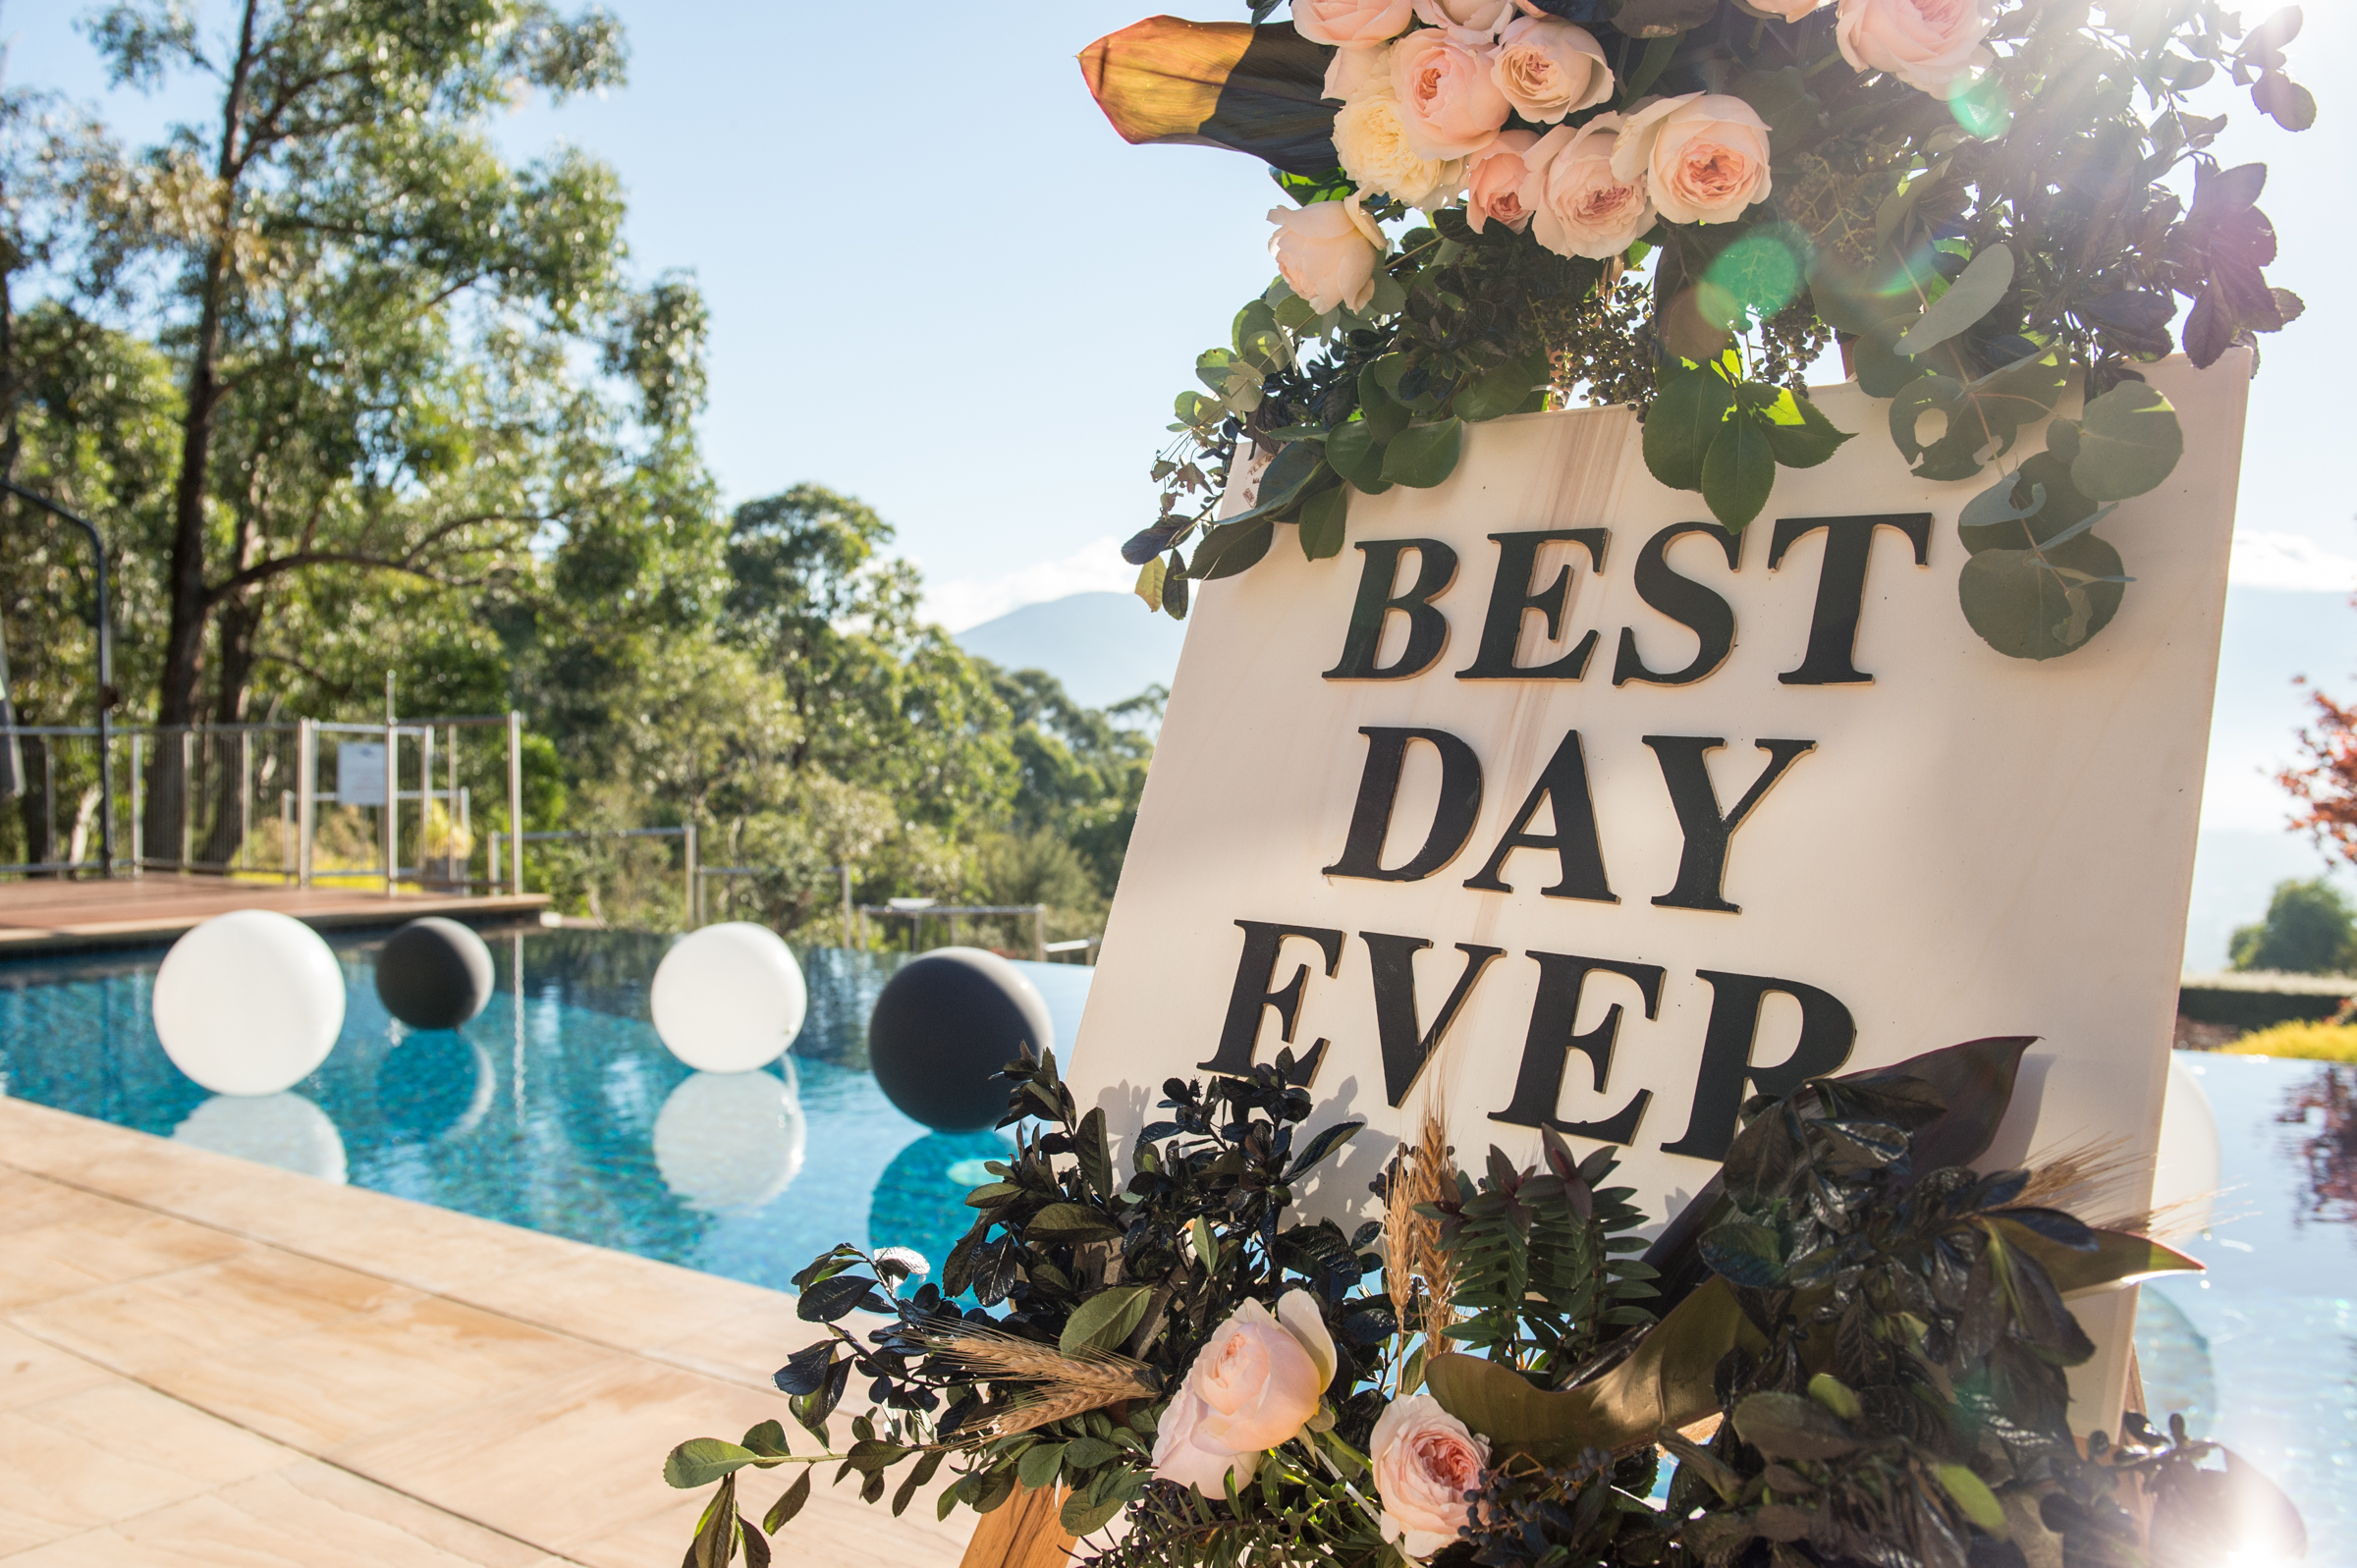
[{"left": 2229, "top": 879, "right": 2357, "bottom": 975}]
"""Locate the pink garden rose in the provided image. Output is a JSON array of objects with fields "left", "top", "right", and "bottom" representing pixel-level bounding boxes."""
[
  {"left": 1292, "top": 0, "right": 1416, "bottom": 49},
  {"left": 1489, "top": 16, "right": 1612, "bottom": 125},
  {"left": 1611, "top": 92, "right": 1773, "bottom": 225},
  {"left": 1371, "top": 1395, "right": 1492, "bottom": 1559},
  {"left": 1267, "top": 195, "right": 1388, "bottom": 313},
  {"left": 1525, "top": 116, "right": 1656, "bottom": 259},
  {"left": 1150, "top": 1292, "right": 1339, "bottom": 1493},
  {"left": 1836, "top": 0, "right": 1995, "bottom": 99},
  {"left": 1411, "top": 0, "right": 1518, "bottom": 40},
  {"left": 1390, "top": 27, "right": 1511, "bottom": 160},
  {"left": 1464, "top": 131, "right": 1539, "bottom": 234},
  {"left": 1324, "top": 39, "right": 1390, "bottom": 101}
]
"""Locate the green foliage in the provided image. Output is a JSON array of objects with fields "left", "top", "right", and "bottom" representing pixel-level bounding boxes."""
[{"left": 2230, "top": 878, "right": 2357, "bottom": 975}]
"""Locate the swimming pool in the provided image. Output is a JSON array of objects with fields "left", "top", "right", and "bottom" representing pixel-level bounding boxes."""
[
  {"left": 0, "top": 932, "right": 2349, "bottom": 1556},
  {"left": 0, "top": 927, "right": 1088, "bottom": 1296}
]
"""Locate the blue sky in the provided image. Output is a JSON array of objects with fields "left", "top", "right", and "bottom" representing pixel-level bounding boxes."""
[{"left": 11, "top": 1, "right": 2356, "bottom": 629}]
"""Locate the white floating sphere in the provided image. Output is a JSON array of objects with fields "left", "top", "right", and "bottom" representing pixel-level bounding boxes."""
[
  {"left": 652, "top": 1064, "right": 807, "bottom": 1212},
  {"left": 649, "top": 922, "right": 808, "bottom": 1072},
  {"left": 2153, "top": 1054, "right": 2221, "bottom": 1235},
  {"left": 153, "top": 909, "right": 347, "bottom": 1096},
  {"left": 174, "top": 1093, "right": 348, "bottom": 1183}
]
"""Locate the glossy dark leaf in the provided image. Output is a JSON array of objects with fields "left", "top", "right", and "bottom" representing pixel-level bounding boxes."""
[
  {"left": 774, "top": 1341, "right": 834, "bottom": 1397},
  {"left": 1732, "top": 1390, "right": 1861, "bottom": 1460},
  {"left": 796, "top": 1273, "right": 880, "bottom": 1323},
  {"left": 1282, "top": 1118, "right": 1363, "bottom": 1181},
  {"left": 763, "top": 1468, "right": 812, "bottom": 1532},
  {"left": 1027, "top": 1202, "right": 1124, "bottom": 1242},
  {"left": 1190, "top": 514, "right": 1276, "bottom": 581}
]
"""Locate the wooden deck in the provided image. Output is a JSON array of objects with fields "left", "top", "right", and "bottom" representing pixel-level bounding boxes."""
[{"left": 0, "top": 875, "right": 550, "bottom": 956}]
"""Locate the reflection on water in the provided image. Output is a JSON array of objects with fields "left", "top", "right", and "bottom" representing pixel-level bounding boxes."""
[
  {"left": 870, "top": 1128, "right": 1015, "bottom": 1288},
  {"left": 173, "top": 1092, "right": 348, "bottom": 1182},
  {"left": 0, "top": 928, "right": 1090, "bottom": 1298},
  {"left": 653, "top": 1065, "right": 808, "bottom": 1213},
  {"left": 2276, "top": 1064, "right": 2357, "bottom": 1225},
  {"left": 376, "top": 1029, "right": 494, "bottom": 1142}
]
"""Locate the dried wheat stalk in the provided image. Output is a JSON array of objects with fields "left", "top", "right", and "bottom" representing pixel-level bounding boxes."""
[
  {"left": 913, "top": 1325, "right": 1158, "bottom": 1443},
  {"left": 1384, "top": 1100, "right": 1458, "bottom": 1352}
]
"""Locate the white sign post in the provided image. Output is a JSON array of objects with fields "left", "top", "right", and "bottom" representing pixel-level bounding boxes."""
[{"left": 1069, "top": 354, "right": 2249, "bottom": 1423}]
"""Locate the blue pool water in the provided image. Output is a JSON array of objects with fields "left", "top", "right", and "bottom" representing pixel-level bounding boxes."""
[
  {"left": 0, "top": 927, "right": 1091, "bottom": 1294},
  {"left": 1, "top": 934, "right": 2351, "bottom": 1553}
]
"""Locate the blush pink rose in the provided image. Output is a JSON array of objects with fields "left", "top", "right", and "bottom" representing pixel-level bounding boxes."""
[
  {"left": 1464, "top": 131, "right": 1539, "bottom": 234},
  {"left": 1836, "top": 0, "right": 1995, "bottom": 99},
  {"left": 1412, "top": 0, "right": 1517, "bottom": 39},
  {"left": 1266, "top": 194, "right": 1388, "bottom": 314},
  {"left": 1390, "top": 27, "right": 1510, "bottom": 161},
  {"left": 1371, "top": 1395, "right": 1492, "bottom": 1559},
  {"left": 1489, "top": 16, "right": 1612, "bottom": 125},
  {"left": 1186, "top": 1292, "right": 1338, "bottom": 1454},
  {"left": 1611, "top": 92, "right": 1773, "bottom": 225},
  {"left": 1525, "top": 116, "right": 1656, "bottom": 259},
  {"left": 1292, "top": 0, "right": 1416, "bottom": 48}
]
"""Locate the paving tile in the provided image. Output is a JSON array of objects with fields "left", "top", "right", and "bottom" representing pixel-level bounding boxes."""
[
  {"left": 0, "top": 1379, "right": 293, "bottom": 1554},
  {"left": 266, "top": 1191, "right": 598, "bottom": 1297},
  {"left": 0, "top": 1209, "right": 253, "bottom": 1311},
  {"left": 0, "top": 1459, "right": 570, "bottom": 1567},
  {"left": 444, "top": 1247, "right": 786, "bottom": 1356},
  {"left": 0, "top": 1324, "right": 112, "bottom": 1412},
  {"left": 568, "top": 1472, "right": 975, "bottom": 1568},
  {"left": 147, "top": 1293, "right": 622, "bottom": 1452},
  {"left": 12, "top": 1248, "right": 417, "bottom": 1378},
  {"left": 641, "top": 1297, "right": 815, "bottom": 1390},
  {"left": 327, "top": 1357, "right": 792, "bottom": 1555}
]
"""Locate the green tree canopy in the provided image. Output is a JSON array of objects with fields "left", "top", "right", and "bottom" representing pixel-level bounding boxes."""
[{"left": 2230, "top": 878, "right": 2357, "bottom": 976}]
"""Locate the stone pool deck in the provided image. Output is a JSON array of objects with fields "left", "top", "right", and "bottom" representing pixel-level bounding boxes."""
[{"left": 0, "top": 1095, "right": 975, "bottom": 1567}]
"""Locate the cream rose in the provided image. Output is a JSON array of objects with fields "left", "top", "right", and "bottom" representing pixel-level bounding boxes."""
[
  {"left": 1464, "top": 131, "right": 1539, "bottom": 234},
  {"left": 1489, "top": 16, "right": 1612, "bottom": 125},
  {"left": 1836, "top": 0, "right": 1995, "bottom": 99},
  {"left": 1187, "top": 1292, "right": 1337, "bottom": 1454},
  {"left": 1267, "top": 194, "right": 1388, "bottom": 314},
  {"left": 1390, "top": 27, "right": 1510, "bottom": 161},
  {"left": 1371, "top": 1395, "right": 1491, "bottom": 1559},
  {"left": 1293, "top": 0, "right": 1416, "bottom": 48},
  {"left": 1335, "top": 87, "right": 1466, "bottom": 208},
  {"left": 1752, "top": 0, "right": 1833, "bottom": 18},
  {"left": 1412, "top": 0, "right": 1516, "bottom": 39},
  {"left": 1149, "top": 1385, "right": 1255, "bottom": 1495},
  {"left": 1611, "top": 92, "right": 1773, "bottom": 225},
  {"left": 1526, "top": 116, "right": 1656, "bottom": 259},
  {"left": 1324, "top": 38, "right": 1390, "bottom": 102}
]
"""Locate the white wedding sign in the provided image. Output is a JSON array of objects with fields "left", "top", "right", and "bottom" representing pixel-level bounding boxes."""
[{"left": 1069, "top": 352, "right": 2250, "bottom": 1421}]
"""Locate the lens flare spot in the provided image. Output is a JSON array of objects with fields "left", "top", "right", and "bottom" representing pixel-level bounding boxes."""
[
  {"left": 1950, "top": 75, "right": 2012, "bottom": 139},
  {"left": 1701, "top": 230, "right": 1806, "bottom": 330}
]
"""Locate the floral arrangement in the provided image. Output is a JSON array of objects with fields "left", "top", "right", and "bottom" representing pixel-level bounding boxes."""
[
  {"left": 1080, "top": 0, "right": 2313, "bottom": 660},
  {"left": 664, "top": 1039, "right": 2305, "bottom": 1567}
]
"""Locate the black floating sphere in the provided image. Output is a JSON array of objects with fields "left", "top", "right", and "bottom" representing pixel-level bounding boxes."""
[
  {"left": 375, "top": 917, "right": 495, "bottom": 1031},
  {"left": 868, "top": 946, "right": 1054, "bottom": 1131}
]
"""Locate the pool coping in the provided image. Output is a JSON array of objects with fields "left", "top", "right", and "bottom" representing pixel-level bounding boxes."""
[{"left": 0, "top": 1094, "right": 974, "bottom": 1566}]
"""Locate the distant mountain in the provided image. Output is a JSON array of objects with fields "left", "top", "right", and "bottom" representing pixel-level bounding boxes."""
[{"left": 955, "top": 591, "right": 1186, "bottom": 711}]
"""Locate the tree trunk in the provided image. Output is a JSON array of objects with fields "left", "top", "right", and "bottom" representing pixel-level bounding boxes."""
[
  {"left": 144, "top": 0, "right": 261, "bottom": 862},
  {"left": 196, "top": 589, "right": 263, "bottom": 867}
]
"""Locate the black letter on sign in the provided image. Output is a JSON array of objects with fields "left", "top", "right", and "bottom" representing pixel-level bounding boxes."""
[
  {"left": 1461, "top": 730, "right": 1615, "bottom": 902},
  {"left": 1660, "top": 970, "right": 1856, "bottom": 1160},
  {"left": 1325, "top": 538, "right": 1459, "bottom": 680},
  {"left": 1644, "top": 735, "right": 1815, "bottom": 913},
  {"left": 1769, "top": 513, "right": 1933, "bottom": 685},
  {"left": 1456, "top": 529, "right": 1609, "bottom": 680},
  {"left": 1490, "top": 952, "right": 1665, "bottom": 1144},
  {"left": 1324, "top": 728, "right": 1485, "bottom": 883},
  {"left": 1613, "top": 521, "right": 1741, "bottom": 687},
  {"left": 1199, "top": 921, "right": 1346, "bottom": 1085},
  {"left": 1361, "top": 933, "right": 1505, "bottom": 1107}
]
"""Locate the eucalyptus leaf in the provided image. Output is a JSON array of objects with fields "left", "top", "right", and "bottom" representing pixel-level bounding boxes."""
[
  {"left": 1358, "top": 365, "right": 1411, "bottom": 444},
  {"left": 1956, "top": 535, "right": 2127, "bottom": 661},
  {"left": 1191, "top": 515, "right": 1276, "bottom": 580},
  {"left": 1893, "top": 243, "right": 2015, "bottom": 356},
  {"left": 1326, "top": 418, "right": 1391, "bottom": 492},
  {"left": 2072, "top": 382, "right": 2184, "bottom": 500}
]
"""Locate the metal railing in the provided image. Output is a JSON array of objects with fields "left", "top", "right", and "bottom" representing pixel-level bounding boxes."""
[
  {"left": 857, "top": 901, "right": 1051, "bottom": 960},
  {"left": 0, "top": 710, "right": 528, "bottom": 896}
]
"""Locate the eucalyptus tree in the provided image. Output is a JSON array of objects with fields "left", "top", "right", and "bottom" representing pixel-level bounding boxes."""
[{"left": 81, "top": 0, "right": 691, "bottom": 855}]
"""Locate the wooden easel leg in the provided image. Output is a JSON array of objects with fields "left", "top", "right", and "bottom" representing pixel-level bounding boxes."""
[{"left": 957, "top": 1484, "right": 1075, "bottom": 1568}]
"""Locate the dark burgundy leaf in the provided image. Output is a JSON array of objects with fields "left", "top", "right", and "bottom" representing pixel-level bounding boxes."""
[
  {"left": 797, "top": 1273, "right": 879, "bottom": 1323},
  {"left": 774, "top": 1341, "right": 835, "bottom": 1396}
]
